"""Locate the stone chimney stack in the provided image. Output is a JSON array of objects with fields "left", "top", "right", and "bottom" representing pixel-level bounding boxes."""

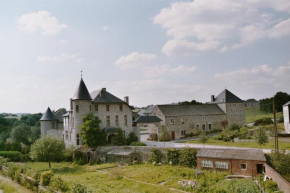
[
  {"left": 100, "top": 88, "right": 106, "bottom": 97},
  {"left": 124, "top": 96, "right": 129, "bottom": 104},
  {"left": 211, "top": 95, "right": 215, "bottom": 102}
]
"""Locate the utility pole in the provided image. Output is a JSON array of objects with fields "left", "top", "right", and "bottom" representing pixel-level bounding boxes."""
[{"left": 273, "top": 99, "right": 278, "bottom": 151}]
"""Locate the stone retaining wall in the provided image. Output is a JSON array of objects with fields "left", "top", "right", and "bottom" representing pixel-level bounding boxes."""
[{"left": 265, "top": 163, "right": 290, "bottom": 193}]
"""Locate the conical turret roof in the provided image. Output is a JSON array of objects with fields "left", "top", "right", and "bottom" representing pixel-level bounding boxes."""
[
  {"left": 72, "top": 78, "right": 92, "bottom": 100},
  {"left": 40, "top": 107, "right": 57, "bottom": 121}
]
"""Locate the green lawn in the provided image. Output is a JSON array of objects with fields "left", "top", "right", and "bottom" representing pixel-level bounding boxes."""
[
  {"left": 0, "top": 178, "right": 32, "bottom": 193},
  {"left": 12, "top": 162, "right": 262, "bottom": 193},
  {"left": 180, "top": 138, "right": 290, "bottom": 150},
  {"left": 245, "top": 107, "right": 282, "bottom": 123}
]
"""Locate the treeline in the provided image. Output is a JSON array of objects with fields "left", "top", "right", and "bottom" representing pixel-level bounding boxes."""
[
  {"left": 179, "top": 100, "right": 203, "bottom": 105},
  {"left": 259, "top": 92, "right": 290, "bottom": 113}
]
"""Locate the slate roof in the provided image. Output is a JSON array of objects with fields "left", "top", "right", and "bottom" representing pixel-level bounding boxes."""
[
  {"left": 144, "top": 105, "right": 155, "bottom": 115},
  {"left": 54, "top": 111, "right": 64, "bottom": 123},
  {"left": 283, "top": 101, "right": 290, "bottom": 106},
  {"left": 157, "top": 104, "right": 225, "bottom": 117},
  {"left": 72, "top": 78, "right": 92, "bottom": 100},
  {"left": 213, "top": 89, "right": 243, "bottom": 103},
  {"left": 132, "top": 111, "right": 140, "bottom": 117},
  {"left": 245, "top": 99, "right": 258, "bottom": 102},
  {"left": 197, "top": 149, "right": 266, "bottom": 161},
  {"left": 137, "top": 109, "right": 146, "bottom": 116},
  {"left": 134, "top": 116, "right": 162, "bottom": 123},
  {"left": 102, "top": 126, "right": 120, "bottom": 132},
  {"left": 40, "top": 107, "right": 57, "bottom": 121},
  {"left": 90, "top": 88, "right": 127, "bottom": 104}
]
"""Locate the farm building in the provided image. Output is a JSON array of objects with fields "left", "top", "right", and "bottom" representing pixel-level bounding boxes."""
[{"left": 197, "top": 149, "right": 266, "bottom": 176}]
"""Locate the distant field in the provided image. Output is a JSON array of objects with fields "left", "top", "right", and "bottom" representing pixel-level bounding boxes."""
[
  {"left": 179, "top": 138, "right": 290, "bottom": 150},
  {"left": 4, "top": 116, "right": 20, "bottom": 120},
  {"left": 245, "top": 106, "right": 282, "bottom": 123}
]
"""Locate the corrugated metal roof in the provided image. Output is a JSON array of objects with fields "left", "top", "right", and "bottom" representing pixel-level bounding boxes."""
[
  {"left": 197, "top": 149, "right": 266, "bottom": 161},
  {"left": 72, "top": 78, "right": 92, "bottom": 100},
  {"left": 40, "top": 107, "right": 57, "bottom": 121},
  {"left": 134, "top": 116, "right": 162, "bottom": 123},
  {"left": 213, "top": 89, "right": 244, "bottom": 103},
  {"left": 157, "top": 104, "right": 225, "bottom": 116}
]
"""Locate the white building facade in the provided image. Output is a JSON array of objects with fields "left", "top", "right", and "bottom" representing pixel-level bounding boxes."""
[{"left": 283, "top": 101, "right": 290, "bottom": 133}]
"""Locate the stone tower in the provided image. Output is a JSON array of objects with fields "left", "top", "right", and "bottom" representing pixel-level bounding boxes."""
[
  {"left": 40, "top": 107, "right": 57, "bottom": 137},
  {"left": 71, "top": 78, "right": 92, "bottom": 146}
]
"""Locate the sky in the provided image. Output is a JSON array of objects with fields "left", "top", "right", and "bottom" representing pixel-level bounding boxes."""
[{"left": 0, "top": 0, "right": 290, "bottom": 113}]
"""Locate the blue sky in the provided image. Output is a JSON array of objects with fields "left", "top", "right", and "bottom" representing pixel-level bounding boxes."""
[{"left": 0, "top": 0, "right": 290, "bottom": 113}]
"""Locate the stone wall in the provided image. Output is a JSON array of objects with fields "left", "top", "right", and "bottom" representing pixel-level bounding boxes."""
[
  {"left": 226, "top": 103, "right": 246, "bottom": 126},
  {"left": 265, "top": 163, "right": 290, "bottom": 193}
]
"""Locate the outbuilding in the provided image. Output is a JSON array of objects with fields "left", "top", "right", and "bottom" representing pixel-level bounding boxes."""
[{"left": 197, "top": 149, "right": 266, "bottom": 176}]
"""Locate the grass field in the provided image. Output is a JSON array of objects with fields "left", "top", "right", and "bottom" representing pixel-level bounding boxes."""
[
  {"left": 17, "top": 162, "right": 261, "bottom": 193},
  {"left": 245, "top": 107, "right": 282, "bottom": 123},
  {"left": 0, "top": 177, "right": 32, "bottom": 193},
  {"left": 179, "top": 138, "right": 290, "bottom": 150}
]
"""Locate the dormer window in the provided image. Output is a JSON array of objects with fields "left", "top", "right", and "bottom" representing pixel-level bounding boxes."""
[{"left": 106, "top": 105, "right": 110, "bottom": 111}]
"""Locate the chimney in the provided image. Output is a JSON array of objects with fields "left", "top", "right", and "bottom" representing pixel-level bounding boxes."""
[
  {"left": 211, "top": 95, "right": 215, "bottom": 102},
  {"left": 100, "top": 88, "right": 106, "bottom": 97},
  {"left": 124, "top": 96, "right": 129, "bottom": 104}
]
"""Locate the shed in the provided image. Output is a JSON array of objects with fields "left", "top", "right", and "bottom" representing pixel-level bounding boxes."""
[{"left": 106, "top": 148, "right": 139, "bottom": 164}]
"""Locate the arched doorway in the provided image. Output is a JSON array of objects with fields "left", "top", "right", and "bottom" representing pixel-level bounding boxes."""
[{"left": 108, "top": 134, "right": 116, "bottom": 144}]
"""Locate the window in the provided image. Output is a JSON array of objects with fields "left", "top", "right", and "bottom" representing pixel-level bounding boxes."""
[
  {"left": 195, "top": 117, "right": 198, "bottom": 120},
  {"left": 119, "top": 105, "right": 123, "bottom": 111},
  {"left": 76, "top": 134, "right": 80, "bottom": 145},
  {"left": 208, "top": 116, "right": 211, "bottom": 120},
  {"left": 209, "top": 123, "right": 212, "bottom": 130},
  {"left": 76, "top": 105, "right": 79, "bottom": 112},
  {"left": 195, "top": 124, "right": 200, "bottom": 129},
  {"left": 241, "top": 164, "right": 247, "bottom": 169},
  {"left": 201, "top": 160, "right": 213, "bottom": 168},
  {"left": 124, "top": 115, "right": 128, "bottom": 126},
  {"left": 115, "top": 115, "right": 119, "bottom": 126},
  {"left": 106, "top": 116, "right": 110, "bottom": 126},
  {"left": 65, "top": 131, "right": 68, "bottom": 140},
  {"left": 215, "top": 161, "right": 228, "bottom": 169},
  {"left": 171, "top": 119, "right": 175, "bottom": 125},
  {"left": 95, "top": 105, "right": 98, "bottom": 111},
  {"left": 202, "top": 116, "right": 205, "bottom": 120},
  {"left": 202, "top": 124, "right": 206, "bottom": 130},
  {"left": 106, "top": 105, "right": 110, "bottom": 111},
  {"left": 181, "top": 118, "right": 184, "bottom": 124},
  {"left": 89, "top": 105, "right": 92, "bottom": 111},
  {"left": 52, "top": 122, "right": 55, "bottom": 129},
  {"left": 181, "top": 130, "right": 186, "bottom": 135}
]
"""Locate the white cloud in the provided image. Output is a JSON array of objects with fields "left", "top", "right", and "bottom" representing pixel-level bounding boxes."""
[
  {"left": 115, "top": 52, "right": 156, "bottom": 69},
  {"left": 18, "top": 11, "right": 67, "bottom": 36},
  {"left": 153, "top": 0, "right": 290, "bottom": 56},
  {"left": 37, "top": 53, "right": 83, "bottom": 63},
  {"left": 102, "top": 26, "right": 109, "bottom": 31},
  {"left": 143, "top": 64, "right": 197, "bottom": 77}
]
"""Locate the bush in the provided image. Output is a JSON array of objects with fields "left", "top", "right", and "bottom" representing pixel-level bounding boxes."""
[
  {"left": 0, "top": 151, "right": 22, "bottom": 161},
  {"left": 230, "top": 124, "right": 241, "bottom": 131},
  {"left": 74, "top": 151, "right": 88, "bottom": 165},
  {"left": 254, "top": 118, "right": 273, "bottom": 126},
  {"left": 166, "top": 149, "right": 180, "bottom": 165},
  {"left": 179, "top": 148, "right": 197, "bottom": 168},
  {"left": 149, "top": 148, "right": 162, "bottom": 163},
  {"left": 149, "top": 132, "right": 158, "bottom": 141},
  {"left": 265, "top": 180, "right": 278, "bottom": 192},
  {"left": 40, "top": 170, "right": 54, "bottom": 186},
  {"left": 50, "top": 176, "right": 69, "bottom": 192},
  {"left": 126, "top": 132, "right": 138, "bottom": 145},
  {"left": 71, "top": 183, "right": 92, "bottom": 193},
  {"left": 130, "top": 142, "right": 147, "bottom": 146}
]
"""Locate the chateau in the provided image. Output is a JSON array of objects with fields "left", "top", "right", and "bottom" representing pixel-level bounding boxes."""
[{"left": 40, "top": 78, "right": 135, "bottom": 147}]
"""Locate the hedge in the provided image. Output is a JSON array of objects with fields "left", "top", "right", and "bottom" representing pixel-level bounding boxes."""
[{"left": 0, "top": 151, "right": 22, "bottom": 161}]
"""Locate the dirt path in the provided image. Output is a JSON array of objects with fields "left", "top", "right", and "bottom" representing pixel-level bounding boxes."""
[{"left": 0, "top": 175, "right": 33, "bottom": 193}]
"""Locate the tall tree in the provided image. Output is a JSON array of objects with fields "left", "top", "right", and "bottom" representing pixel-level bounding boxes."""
[
  {"left": 79, "top": 113, "right": 107, "bottom": 147},
  {"left": 113, "top": 129, "right": 126, "bottom": 146},
  {"left": 30, "top": 136, "right": 65, "bottom": 168},
  {"left": 10, "top": 123, "right": 31, "bottom": 145}
]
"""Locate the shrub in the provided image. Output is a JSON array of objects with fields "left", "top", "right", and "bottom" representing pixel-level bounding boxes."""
[
  {"left": 254, "top": 118, "right": 273, "bottom": 126},
  {"left": 126, "top": 132, "right": 138, "bottom": 145},
  {"left": 159, "top": 127, "right": 171, "bottom": 142},
  {"left": 71, "top": 183, "right": 92, "bottom": 193},
  {"left": 179, "top": 148, "right": 197, "bottom": 168},
  {"left": 40, "top": 170, "right": 54, "bottom": 186},
  {"left": 0, "top": 151, "right": 22, "bottom": 161},
  {"left": 74, "top": 151, "right": 88, "bottom": 165},
  {"left": 149, "top": 132, "right": 158, "bottom": 141},
  {"left": 166, "top": 149, "right": 180, "bottom": 165},
  {"left": 50, "top": 176, "right": 69, "bottom": 192},
  {"left": 149, "top": 148, "right": 162, "bottom": 163},
  {"left": 230, "top": 124, "right": 241, "bottom": 131},
  {"left": 130, "top": 142, "right": 147, "bottom": 146}
]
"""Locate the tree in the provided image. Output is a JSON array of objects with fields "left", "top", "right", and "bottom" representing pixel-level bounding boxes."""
[
  {"left": 254, "top": 127, "right": 269, "bottom": 148},
  {"left": 159, "top": 127, "right": 171, "bottom": 142},
  {"left": 79, "top": 113, "right": 107, "bottom": 147},
  {"left": 270, "top": 150, "right": 290, "bottom": 181},
  {"left": 113, "top": 129, "right": 126, "bottom": 146},
  {"left": 126, "top": 132, "right": 138, "bottom": 145},
  {"left": 198, "top": 132, "right": 208, "bottom": 146},
  {"left": 30, "top": 136, "right": 65, "bottom": 168},
  {"left": 220, "top": 120, "right": 228, "bottom": 130},
  {"left": 10, "top": 123, "right": 31, "bottom": 145},
  {"left": 31, "top": 126, "right": 41, "bottom": 143}
]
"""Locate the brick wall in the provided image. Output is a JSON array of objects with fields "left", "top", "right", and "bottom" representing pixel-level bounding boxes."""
[{"left": 265, "top": 163, "right": 290, "bottom": 193}]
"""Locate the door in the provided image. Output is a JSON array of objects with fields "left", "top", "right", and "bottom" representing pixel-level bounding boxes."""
[
  {"left": 257, "top": 164, "right": 264, "bottom": 174},
  {"left": 171, "top": 131, "right": 175, "bottom": 140}
]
